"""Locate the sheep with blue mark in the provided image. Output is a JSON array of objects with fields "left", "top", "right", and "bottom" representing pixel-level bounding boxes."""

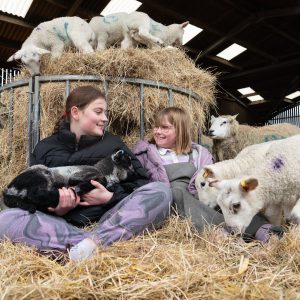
[
  {"left": 7, "top": 16, "right": 95, "bottom": 75},
  {"left": 89, "top": 11, "right": 189, "bottom": 50},
  {"left": 209, "top": 114, "right": 300, "bottom": 162},
  {"left": 208, "top": 134, "right": 300, "bottom": 234},
  {"left": 2, "top": 150, "right": 135, "bottom": 214}
]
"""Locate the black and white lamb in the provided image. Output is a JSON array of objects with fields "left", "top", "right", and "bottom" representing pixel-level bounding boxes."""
[{"left": 2, "top": 149, "right": 134, "bottom": 213}]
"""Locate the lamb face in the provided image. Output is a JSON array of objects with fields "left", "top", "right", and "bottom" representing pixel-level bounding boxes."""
[
  {"left": 209, "top": 115, "right": 238, "bottom": 139},
  {"left": 211, "top": 177, "right": 259, "bottom": 233},
  {"left": 111, "top": 150, "right": 134, "bottom": 180},
  {"left": 7, "top": 46, "right": 50, "bottom": 76},
  {"left": 195, "top": 169, "right": 219, "bottom": 208}
]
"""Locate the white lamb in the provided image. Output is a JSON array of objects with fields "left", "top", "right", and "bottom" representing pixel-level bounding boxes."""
[
  {"left": 89, "top": 11, "right": 189, "bottom": 49},
  {"left": 7, "top": 17, "right": 95, "bottom": 75},
  {"left": 196, "top": 140, "right": 276, "bottom": 209},
  {"left": 209, "top": 114, "right": 300, "bottom": 162},
  {"left": 209, "top": 134, "right": 300, "bottom": 233}
]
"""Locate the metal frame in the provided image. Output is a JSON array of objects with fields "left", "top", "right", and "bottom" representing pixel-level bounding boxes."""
[{"left": 0, "top": 75, "right": 203, "bottom": 165}]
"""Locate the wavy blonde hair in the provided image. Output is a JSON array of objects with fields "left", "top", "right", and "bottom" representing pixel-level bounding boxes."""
[{"left": 150, "top": 107, "right": 192, "bottom": 154}]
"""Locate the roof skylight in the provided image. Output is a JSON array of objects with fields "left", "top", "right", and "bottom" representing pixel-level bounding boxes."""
[
  {"left": 237, "top": 87, "right": 255, "bottom": 95},
  {"left": 217, "top": 43, "right": 247, "bottom": 60},
  {"left": 182, "top": 24, "right": 203, "bottom": 45},
  {"left": 0, "top": 0, "right": 33, "bottom": 18},
  {"left": 238, "top": 87, "right": 264, "bottom": 102},
  {"left": 286, "top": 91, "right": 300, "bottom": 100},
  {"left": 247, "top": 95, "right": 264, "bottom": 102},
  {"left": 100, "top": 0, "right": 142, "bottom": 16}
]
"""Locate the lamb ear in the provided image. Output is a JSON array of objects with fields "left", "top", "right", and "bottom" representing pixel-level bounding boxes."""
[
  {"left": 202, "top": 167, "right": 214, "bottom": 179},
  {"left": 181, "top": 21, "right": 189, "bottom": 28},
  {"left": 208, "top": 179, "right": 221, "bottom": 189},
  {"left": 7, "top": 50, "right": 23, "bottom": 62},
  {"left": 34, "top": 47, "right": 50, "bottom": 55},
  {"left": 112, "top": 149, "right": 125, "bottom": 162},
  {"left": 232, "top": 114, "right": 239, "bottom": 120},
  {"left": 240, "top": 178, "right": 258, "bottom": 192}
]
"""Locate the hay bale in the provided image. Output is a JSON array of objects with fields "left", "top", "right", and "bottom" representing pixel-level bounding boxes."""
[{"left": 0, "top": 48, "right": 216, "bottom": 190}]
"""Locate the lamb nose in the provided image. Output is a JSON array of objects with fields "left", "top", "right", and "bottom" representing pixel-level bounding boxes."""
[{"left": 208, "top": 130, "right": 214, "bottom": 135}]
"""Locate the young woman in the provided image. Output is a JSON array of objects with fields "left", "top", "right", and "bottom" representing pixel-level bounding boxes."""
[
  {"left": 0, "top": 86, "right": 172, "bottom": 261},
  {"left": 133, "top": 107, "right": 285, "bottom": 242}
]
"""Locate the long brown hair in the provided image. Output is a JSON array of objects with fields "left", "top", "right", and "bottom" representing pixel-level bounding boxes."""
[
  {"left": 52, "top": 86, "right": 106, "bottom": 134},
  {"left": 150, "top": 106, "right": 192, "bottom": 154}
]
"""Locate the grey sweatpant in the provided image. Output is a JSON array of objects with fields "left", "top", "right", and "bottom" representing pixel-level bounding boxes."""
[{"left": 0, "top": 182, "right": 172, "bottom": 251}]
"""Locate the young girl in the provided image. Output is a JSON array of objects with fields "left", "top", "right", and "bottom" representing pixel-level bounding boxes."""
[
  {"left": 0, "top": 86, "right": 172, "bottom": 261},
  {"left": 133, "top": 107, "right": 285, "bottom": 242}
]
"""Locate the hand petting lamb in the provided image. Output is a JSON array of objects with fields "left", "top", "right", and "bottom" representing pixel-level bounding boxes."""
[
  {"left": 209, "top": 114, "right": 300, "bottom": 162},
  {"left": 7, "top": 16, "right": 95, "bottom": 76},
  {"left": 2, "top": 150, "right": 134, "bottom": 214},
  {"left": 89, "top": 11, "right": 189, "bottom": 49},
  {"left": 195, "top": 140, "right": 276, "bottom": 209},
  {"left": 209, "top": 134, "right": 300, "bottom": 233}
]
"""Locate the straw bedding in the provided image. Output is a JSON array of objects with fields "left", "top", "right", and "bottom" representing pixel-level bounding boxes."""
[{"left": 0, "top": 216, "right": 299, "bottom": 299}]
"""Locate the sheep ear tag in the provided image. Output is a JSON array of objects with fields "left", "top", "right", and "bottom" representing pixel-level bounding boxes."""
[
  {"left": 240, "top": 180, "right": 249, "bottom": 192},
  {"left": 203, "top": 168, "right": 213, "bottom": 179},
  {"left": 240, "top": 178, "right": 258, "bottom": 192}
]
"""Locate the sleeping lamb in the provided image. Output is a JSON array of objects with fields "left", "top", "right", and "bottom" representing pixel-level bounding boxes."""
[
  {"left": 7, "top": 16, "right": 95, "bottom": 75},
  {"left": 89, "top": 11, "right": 189, "bottom": 49},
  {"left": 2, "top": 149, "right": 134, "bottom": 213},
  {"left": 209, "top": 114, "right": 300, "bottom": 161}
]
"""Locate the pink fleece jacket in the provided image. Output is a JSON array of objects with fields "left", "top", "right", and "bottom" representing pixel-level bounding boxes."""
[{"left": 132, "top": 140, "right": 213, "bottom": 195}]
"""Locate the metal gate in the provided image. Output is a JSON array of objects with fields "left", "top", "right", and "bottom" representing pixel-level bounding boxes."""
[{"left": 0, "top": 75, "right": 202, "bottom": 165}]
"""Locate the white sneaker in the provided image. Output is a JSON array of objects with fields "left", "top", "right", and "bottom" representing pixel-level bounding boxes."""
[{"left": 69, "top": 238, "right": 97, "bottom": 262}]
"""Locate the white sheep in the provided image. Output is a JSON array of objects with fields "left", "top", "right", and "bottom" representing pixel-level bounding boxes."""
[
  {"left": 209, "top": 114, "right": 300, "bottom": 162},
  {"left": 195, "top": 140, "right": 276, "bottom": 209},
  {"left": 7, "top": 16, "right": 95, "bottom": 75},
  {"left": 89, "top": 11, "right": 189, "bottom": 49},
  {"left": 209, "top": 134, "right": 300, "bottom": 233}
]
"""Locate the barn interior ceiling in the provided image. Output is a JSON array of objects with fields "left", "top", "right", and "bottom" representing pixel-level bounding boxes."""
[{"left": 0, "top": 0, "right": 299, "bottom": 124}]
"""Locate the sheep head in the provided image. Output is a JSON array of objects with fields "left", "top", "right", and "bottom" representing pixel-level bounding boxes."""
[
  {"left": 7, "top": 46, "right": 50, "bottom": 76},
  {"left": 210, "top": 177, "right": 259, "bottom": 234},
  {"left": 208, "top": 114, "right": 239, "bottom": 139}
]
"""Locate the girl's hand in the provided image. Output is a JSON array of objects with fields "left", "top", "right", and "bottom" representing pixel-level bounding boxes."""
[
  {"left": 48, "top": 187, "right": 81, "bottom": 216},
  {"left": 79, "top": 180, "right": 113, "bottom": 206}
]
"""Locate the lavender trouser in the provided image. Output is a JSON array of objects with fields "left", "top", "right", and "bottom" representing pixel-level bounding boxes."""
[{"left": 0, "top": 182, "right": 172, "bottom": 251}]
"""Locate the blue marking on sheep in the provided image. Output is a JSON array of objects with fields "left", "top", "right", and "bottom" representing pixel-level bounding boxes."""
[
  {"left": 53, "top": 22, "right": 70, "bottom": 42},
  {"left": 150, "top": 21, "right": 162, "bottom": 34},
  {"left": 103, "top": 15, "right": 118, "bottom": 24},
  {"left": 264, "top": 134, "right": 285, "bottom": 142},
  {"left": 271, "top": 157, "right": 284, "bottom": 171}
]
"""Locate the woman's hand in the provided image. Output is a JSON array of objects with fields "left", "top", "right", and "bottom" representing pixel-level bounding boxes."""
[
  {"left": 79, "top": 180, "right": 113, "bottom": 206},
  {"left": 48, "top": 187, "right": 81, "bottom": 216}
]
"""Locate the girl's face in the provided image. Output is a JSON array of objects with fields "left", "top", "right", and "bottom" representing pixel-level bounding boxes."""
[
  {"left": 153, "top": 118, "right": 176, "bottom": 150},
  {"left": 76, "top": 97, "right": 108, "bottom": 137}
]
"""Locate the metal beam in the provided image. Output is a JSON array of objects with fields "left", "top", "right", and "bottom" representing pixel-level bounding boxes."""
[
  {"left": 66, "top": 0, "right": 84, "bottom": 16},
  {"left": 223, "top": 0, "right": 300, "bottom": 48},
  {"left": 221, "top": 58, "right": 300, "bottom": 81},
  {"left": 0, "top": 13, "right": 34, "bottom": 29},
  {"left": 195, "top": 14, "right": 259, "bottom": 63}
]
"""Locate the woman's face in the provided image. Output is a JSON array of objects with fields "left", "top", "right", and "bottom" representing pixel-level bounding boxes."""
[
  {"left": 77, "top": 97, "right": 108, "bottom": 137},
  {"left": 153, "top": 118, "right": 176, "bottom": 150}
]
